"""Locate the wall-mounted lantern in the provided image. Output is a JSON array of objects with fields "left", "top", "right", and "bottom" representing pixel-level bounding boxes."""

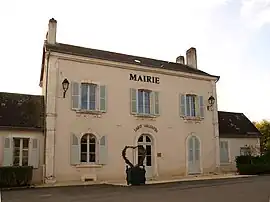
[
  {"left": 62, "top": 78, "right": 69, "bottom": 98},
  {"left": 207, "top": 95, "right": 215, "bottom": 111}
]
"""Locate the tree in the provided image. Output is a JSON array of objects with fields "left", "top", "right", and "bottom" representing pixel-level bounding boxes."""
[{"left": 254, "top": 120, "right": 270, "bottom": 152}]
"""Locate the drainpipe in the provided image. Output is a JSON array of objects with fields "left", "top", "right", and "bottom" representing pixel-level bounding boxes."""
[
  {"left": 212, "top": 78, "right": 220, "bottom": 173},
  {"left": 43, "top": 50, "right": 51, "bottom": 183}
]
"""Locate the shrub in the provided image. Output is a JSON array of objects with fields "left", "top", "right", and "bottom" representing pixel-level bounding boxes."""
[{"left": 0, "top": 166, "right": 33, "bottom": 188}]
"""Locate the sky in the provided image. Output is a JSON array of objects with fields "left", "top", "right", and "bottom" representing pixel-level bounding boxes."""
[{"left": 0, "top": 0, "right": 269, "bottom": 122}]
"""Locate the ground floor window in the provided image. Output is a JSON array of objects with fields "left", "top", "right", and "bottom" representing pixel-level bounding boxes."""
[
  {"left": 80, "top": 133, "right": 96, "bottom": 163},
  {"left": 240, "top": 147, "right": 251, "bottom": 156},
  {"left": 220, "top": 141, "right": 229, "bottom": 163},
  {"left": 13, "top": 138, "right": 29, "bottom": 166}
]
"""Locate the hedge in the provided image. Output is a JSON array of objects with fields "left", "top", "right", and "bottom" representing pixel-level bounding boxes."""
[
  {"left": 236, "top": 152, "right": 270, "bottom": 175},
  {"left": 0, "top": 166, "right": 33, "bottom": 188}
]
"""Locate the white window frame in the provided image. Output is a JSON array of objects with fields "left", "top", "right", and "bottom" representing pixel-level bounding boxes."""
[
  {"left": 80, "top": 83, "right": 98, "bottom": 111},
  {"left": 13, "top": 138, "right": 29, "bottom": 166},
  {"left": 137, "top": 89, "right": 151, "bottom": 115},
  {"left": 185, "top": 94, "right": 196, "bottom": 117},
  {"left": 240, "top": 147, "right": 251, "bottom": 156},
  {"left": 80, "top": 134, "right": 97, "bottom": 164}
]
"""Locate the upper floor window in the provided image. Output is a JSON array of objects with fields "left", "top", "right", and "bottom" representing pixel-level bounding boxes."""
[
  {"left": 186, "top": 95, "right": 196, "bottom": 117},
  {"left": 81, "top": 83, "right": 97, "bottom": 111},
  {"left": 179, "top": 94, "right": 204, "bottom": 119},
  {"left": 71, "top": 82, "right": 107, "bottom": 113},
  {"left": 130, "top": 88, "right": 159, "bottom": 116},
  {"left": 138, "top": 89, "right": 151, "bottom": 114}
]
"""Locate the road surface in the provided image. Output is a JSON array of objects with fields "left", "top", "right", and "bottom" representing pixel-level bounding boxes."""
[{"left": 2, "top": 176, "right": 270, "bottom": 202}]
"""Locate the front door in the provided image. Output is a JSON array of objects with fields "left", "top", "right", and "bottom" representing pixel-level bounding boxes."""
[
  {"left": 188, "top": 136, "right": 201, "bottom": 174},
  {"left": 137, "top": 134, "right": 153, "bottom": 179}
]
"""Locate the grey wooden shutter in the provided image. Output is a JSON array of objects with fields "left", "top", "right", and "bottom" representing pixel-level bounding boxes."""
[
  {"left": 71, "top": 82, "right": 80, "bottom": 110},
  {"left": 99, "top": 136, "right": 108, "bottom": 165},
  {"left": 199, "top": 96, "right": 204, "bottom": 118},
  {"left": 179, "top": 94, "right": 186, "bottom": 117},
  {"left": 99, "top": 85, "right": 107, "bottom": 112},
  {"left": 154, "top": 91, "right": 160, "bottom": 115},
  {"left": 70, "top": 133, "right": 80, "bottom": 165},
  {"left": 130, "top": 88, "right": 137, "bottom": 114},
  {"left": 30, "top": 138, "right": 39, "bottom": 168},
  {"left": 3, "top": 137, "right": 13, "bottom": 166}
]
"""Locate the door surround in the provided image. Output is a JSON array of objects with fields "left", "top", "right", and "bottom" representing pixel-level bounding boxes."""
[{"left": 185, "top": 133, "right": 202, "bottom": 175}]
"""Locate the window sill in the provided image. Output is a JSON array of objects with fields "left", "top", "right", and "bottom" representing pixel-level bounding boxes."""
[
  {"left": 220, "top": 162, "right": 233, "bottom": 165},
  {"left": 75, "top": 164, "right": 103, "bottom": 168},
  {"left": 133, "top": 114, "right": 159, "bottom": 118},
  {"left": 74, "top": 110, "right": 104, "bottom": 115},
  {"left": 181, "top": 116, "right": 204, "bottom": 121}
]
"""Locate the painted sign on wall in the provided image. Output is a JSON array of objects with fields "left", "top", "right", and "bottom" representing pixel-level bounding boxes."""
[{"left": 129, "top": 74, "right": 160, "bottom": 84}]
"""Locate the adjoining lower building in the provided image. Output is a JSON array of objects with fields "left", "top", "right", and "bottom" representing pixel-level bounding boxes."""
[
  {"left": 0, "top": 92, "right": 45, "bottom": 184},
  {"left": 218, "top": 111, "right": 261, "bottom": 172}
]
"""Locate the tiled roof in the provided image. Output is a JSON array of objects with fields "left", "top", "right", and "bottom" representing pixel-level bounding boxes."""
[
  {"left": 40, "top": 42, "right": 220, "bottom": 83},
  {"left": 218, "top": 111, "right": 261, "bottom": 138},
  {"left": 0, "top": 92, "right": 44, "bottom": 131}
]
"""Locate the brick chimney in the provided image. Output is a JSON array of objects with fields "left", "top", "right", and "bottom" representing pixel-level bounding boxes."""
[
  {"left": 47, "top": 18, "right": 57, "bottom": 44},
  {"left": 176, "top": 56, "right": 185, "bottom": 64},
  {"left": 186, "top": 47, "right": 197, "bottom": 69}
]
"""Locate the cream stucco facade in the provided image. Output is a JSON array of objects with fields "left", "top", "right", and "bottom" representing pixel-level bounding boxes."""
[{"left": 41, "top": 46, "right": 220, "bottom": 183}]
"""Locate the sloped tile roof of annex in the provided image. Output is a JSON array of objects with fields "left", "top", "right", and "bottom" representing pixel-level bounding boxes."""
[
  {"left": 218, "top": 111, "right": 261, "bottom": 138},
  {"left": 40, "top": 42, "right": 220, "bottom": 82},
  {"left": 0, "top": 92, "right": 44, "bottom": 131}
]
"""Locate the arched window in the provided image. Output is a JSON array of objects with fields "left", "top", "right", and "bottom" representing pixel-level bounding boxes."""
[{"left": 80, "top": 133, "right": 96, "bottom": 163}]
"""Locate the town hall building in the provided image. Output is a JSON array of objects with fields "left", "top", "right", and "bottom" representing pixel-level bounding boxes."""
[{"left": 39, "top": 18, "right": 221, "bottom": 183}]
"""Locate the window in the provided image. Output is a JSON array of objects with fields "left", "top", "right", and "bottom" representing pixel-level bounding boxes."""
[
  {"left": 130, "top": 88, "right": 159, "bottom": 116},
  {"left": 138, "top": 89, "right": 151, "bottom": 114},
  {"left": 80, "top": 134, "right": 96, "bottom": 163},
  {"left": 240, "top": 147, "right": 251, "bottom": 156},
  {"left": 179, "top": 94, "right": 204, "bottom": 118},
  {"left": 220, "top": 141, "right": 229, "bottom": 163},
  {"left": 186, "top": 94, "right": 196, "bottom": 117},
  {"left": 81, "top": 83, "right": 97, "bottom": 111},
  {"left": 13, "top": 138, "right": 29, "bottom": 166},
  {"left": 71, "top": 82, "right": 107, "bottom": 112}
]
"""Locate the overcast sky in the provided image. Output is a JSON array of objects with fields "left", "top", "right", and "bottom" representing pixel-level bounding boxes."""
[{"left": 0, "top": 0, "right": 269, "bottom": 121}]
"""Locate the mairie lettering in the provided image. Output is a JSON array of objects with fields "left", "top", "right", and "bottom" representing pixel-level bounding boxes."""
[{"left": 130, "top": 74, "right": 160, "bottom": 84}]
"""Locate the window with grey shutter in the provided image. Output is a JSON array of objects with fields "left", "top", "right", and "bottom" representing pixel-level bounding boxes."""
[
  {"left": 99, "top": 85, "right": 107, "bottom": 112},
  {"left": 199, "top": 96, "right": 204, "bottom": 118},
  {"left": 154, "top": 91, "right": 160, "bottom": 115},
  {"left": 70, "top": 133, "right": 80, "bottom": 165},
  {"left": 130, "top": 88, "right": 137, "bottom": 114},
  {"left": 71, "top": 82, "right": 80, "bottom": 109},
  {"left": 30, "top": 138, "right": 39, "bottom": 168},
  {"left": 179, "top": 94, "right": 186, "bottom": 117},
  {"left": 99, "top": 136, "right": 108, "bottom": 165},
  {"left": 3, "top": 137, "right": 13, "bottom": 166}
]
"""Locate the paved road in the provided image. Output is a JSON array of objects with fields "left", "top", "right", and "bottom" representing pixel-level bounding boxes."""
[{"left": 2, "top": 176, "right": 270, "bottom": 202}]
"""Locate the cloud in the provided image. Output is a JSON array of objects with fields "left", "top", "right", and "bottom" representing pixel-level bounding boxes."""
[{"left": 240, "top": 0, "right": 270, "bottom": 28}]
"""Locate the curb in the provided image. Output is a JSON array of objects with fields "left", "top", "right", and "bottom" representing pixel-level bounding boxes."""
[
  {"left": 1, "top": 183, "right": 109, "bottom": 191},
  {"left": 105, "top": 175, "right": 258, "bottom": 187},
  {"left": 1, "top": 175, "right": 258, "bottom": 191}
]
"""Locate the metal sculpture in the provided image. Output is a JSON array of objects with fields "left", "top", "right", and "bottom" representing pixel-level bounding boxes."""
[{"left": 122, "top": 145, "right": 146, "bottom": 185}]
